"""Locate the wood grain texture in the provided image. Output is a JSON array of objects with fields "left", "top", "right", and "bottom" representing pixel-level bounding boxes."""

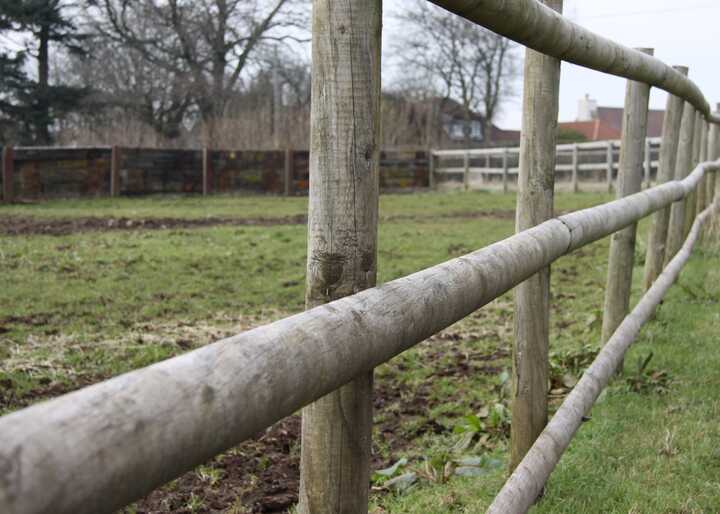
[
  {"left": 708, "top": 123, "right": 718, "bottom": 202},
  {"left": 298, "top": 1, "right": 381, "bottom": 513},
  {"left": 696, "top": 121, "right": 709, "bottom": 215},
  {"left": 601, "top": 49, "right": 653, "bottom": 354},
  {"left": 510, "top": 0, "right": 563, "bottom": 474},
  {"left": 643, "top": 66, "right": 687, "bottom": 290},
  {"left": 683, "top": 112, "right": 704, "bottom": 236},
  {"left": 487, "top": 198, "right": 719, "bottom": 514},
  {"left": 665, "top": 103, "right": 697, "bottom": 264},
  {"left": 429, "top": 0, "right": 718, "bottom": 123}
]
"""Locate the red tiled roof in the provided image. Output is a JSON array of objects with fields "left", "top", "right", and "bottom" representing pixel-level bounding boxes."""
[
  {"left": 596, "top": 107, "right": 664, "bottom": 138},
  {"left": 558, "top": 120, "right": 621, "bottom": 141}
]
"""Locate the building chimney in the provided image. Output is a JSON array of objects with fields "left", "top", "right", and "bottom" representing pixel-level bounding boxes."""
[{"left": 577, "top": 94, "right": 598, "bottom": 122}]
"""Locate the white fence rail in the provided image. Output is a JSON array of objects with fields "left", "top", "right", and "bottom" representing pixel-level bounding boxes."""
[{"left": 432, "top": 138, "right": 662, "bottom": 192}]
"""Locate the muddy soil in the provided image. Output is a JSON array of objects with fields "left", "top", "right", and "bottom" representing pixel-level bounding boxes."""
[
  {"left": 0, "top": 210, "right": 515, "bottom": 236},
  {"left": 0, "top": 340, "right": 508, "bottom": 513}
]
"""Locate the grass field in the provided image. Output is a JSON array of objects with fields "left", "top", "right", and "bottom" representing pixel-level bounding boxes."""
[{"left": 1, "top": 191, "right": 718, "bottom": 513}]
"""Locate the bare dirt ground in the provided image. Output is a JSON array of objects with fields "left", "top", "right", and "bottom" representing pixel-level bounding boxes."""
[
  {"left": 0, "top": 326, "right": 508, "bottom": 514},
  {"left": 0, "top": 210, "right": 516, "bottom": 236}
]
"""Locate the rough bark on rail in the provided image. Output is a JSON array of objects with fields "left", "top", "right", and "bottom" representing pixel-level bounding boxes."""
[
  {"left": 486, "top": 198, "right": 719, "bottom": 514},
  {"left": 428, "top": 0, "right": 720, "bottom": 124},
  {"left": 0, "top": 162, "right": 718, "bottom": 514}
]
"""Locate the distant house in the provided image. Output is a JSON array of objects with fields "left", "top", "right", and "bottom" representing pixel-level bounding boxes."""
[
  {"left": 558, "top": 94, "right": 664, "bottom": 141},
  {"left": 381, "top": 95, "right": 520, "bottom": 149}
]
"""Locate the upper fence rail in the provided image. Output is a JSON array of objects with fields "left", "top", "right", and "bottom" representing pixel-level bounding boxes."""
[{"left": 429, "top": 0, "right": 720, "bottom": 125}]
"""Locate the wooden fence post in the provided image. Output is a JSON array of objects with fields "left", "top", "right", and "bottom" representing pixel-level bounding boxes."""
[
  {"left": 428, "top": 149, "right": 436, "bottom": 190},
  {"left": 643, "top": 65, "right": 687, "bottom": 290},
  {"left": 606, "top": 141, "right": 614, "bottom": 193},
  {"left": 2, "top": 146, "right": 14, "bottom": 202},
  {"left": 463, "top": 151, "right": 470, "bottom": 191},
  {"left": 696, "top": 120, "right": 709, "bottom": 216},
  {"left": 110, "top": 145, "right": 121, "bottom": 197},
  {"left": 202, "top": 147, "right": 211, "bottom": 196},
  {"left": 284, "top": 148, "right": 293, "bottom": 196},
  {"left": 683, "top": 112, "right": 704, "bottom": 236},
  {"left": 502, "top": 148, "right": 509, "bottom": 193},
  {"left": 665, "top": 103, "right": 696, "bottom": 264},
  {"left": 298, "top": 0, "right": 381, "bottom": 513},
  {"left": 708, "top": 119, "right": 718, "bottom": 204},
  {"left": 571, "top": 143, "right": 579, "bottom": 193},
  {"left": 643, "top": 138, "right": 651, "bottom": 189},
  {"left": 509, "top": 0, "right": 563, "bottom": 474},
  {"left": 600, "top": 48, "right": 653, "bottom": 371}
]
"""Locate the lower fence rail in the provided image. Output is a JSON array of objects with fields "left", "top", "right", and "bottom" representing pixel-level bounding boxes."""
[
  {"left": 487, "top": 198, "right": 719, "bottom": 514},
  {"left": 0, "top": 161, "right": 717, "bottom": 514}
]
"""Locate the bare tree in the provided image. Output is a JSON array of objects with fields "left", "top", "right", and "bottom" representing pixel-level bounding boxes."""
[
  {"left": 393, "top": 0, "right": 517, "bottom": 144},
  {"left": 89, "top": 0, "right": 307, "bottom": 145}
]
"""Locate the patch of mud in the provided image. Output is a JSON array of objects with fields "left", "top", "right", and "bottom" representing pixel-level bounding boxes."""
[
  {"left": 0, "top": 215, "right": 308, "bottom": 236},
  {"left": 0, "top": 209, "right": 515, "bottom": 236}
]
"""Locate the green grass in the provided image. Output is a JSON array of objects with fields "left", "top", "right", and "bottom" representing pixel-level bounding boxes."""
[
  {"left": 0, "top": 190, "right": 611, "bottom": 220},
  {"left": 1, "top": 191, "right": 717, "bottom": 513},
  {"left": 371, "top": 245, "right": 720, "bottom": 514}
]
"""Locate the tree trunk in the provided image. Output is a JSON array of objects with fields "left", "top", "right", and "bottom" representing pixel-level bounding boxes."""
[
  {"left": 298, "top": 1, "right": 382, "bottom": 513},
  {"left": 36, "top": 23, "right": 51, "bottom": 145},
  {"left": 509, "top": 0, "right": 562, "bottom": 474}
]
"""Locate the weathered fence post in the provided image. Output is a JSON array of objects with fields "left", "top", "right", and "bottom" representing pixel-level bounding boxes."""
[
  {"left": 502, "top": 148, "right": 509, "bottom": 193},
  {"left": 665, "top": 103, "right": 696, "bottom": 264},
  {"left": 110, "top": 145, "right": 121, "bottom": 197},
  {"left": 2, "top": 146, "right": 14, "bottom": 202},
  {"left": 284, "top": 148, "right": 293, "bottom": 196},
  {"left": 696, "top": 121, "right": 709, "bottom": 216},
  {"left": 683, "top": 112, "right": 704, "bottom": 236},
  {"left": 463, "top": 150, "right": 470, "bottom": 191},
  {"left": 606, "top": 141, "right": 614, "bottom": 193},
  {"left": 643, "top": 66, "right": 687, "bottom": 290},
  {"left": 708, "top": 118, "right": 719, "bottom": 204},
  {"left": 571, "top": 143, "right": 579, "bottom": 193},
  {"left": 428, "top": 149, "right": 436, "bottom": 190},
  {"left": 643, "top": 138, "right": 651, "bottom": 189},
  {"left": 298, "top": 0, "right": 381, "bottom": 513},
  {"left": 510, "top": 0, "right": 563, "bottom": 474},
  {"left": 202, "top": 147, "right": 211, "bottom": 196},
  {"left": 600, "top": 48, "right": 653, "bottom": 370}
]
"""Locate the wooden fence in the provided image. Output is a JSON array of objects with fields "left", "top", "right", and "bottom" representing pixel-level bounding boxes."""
[
  {"left": 432, "top": 138, "right": 661, "bottom": 193},
  {"left": 2, "top": 1, "right": 720, "bottom": 514},
  {"left": 0, "top": 146, "right": 430, "bottom": 201}
]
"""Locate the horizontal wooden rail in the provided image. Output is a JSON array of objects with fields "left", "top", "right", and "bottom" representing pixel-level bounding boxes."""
[
  {"left": 428, "top": 0, "right": 720, "bottom": 124},
  {"left": 432, "top": 138, "right": 661, "bottom": 157},
  {"left": 0, "top": 160, "right": 716, "bottom": 514},
  {"left": 487, "top": 197, "right": 719, "bottom": 514}
]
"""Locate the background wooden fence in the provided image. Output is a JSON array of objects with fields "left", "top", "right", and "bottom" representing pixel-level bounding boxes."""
[
  {"left": 433, "top": 138, "right": 661, "bottom": 193},
  {"left": 0, "top": 146, "right": 430, "bottom": 201}
]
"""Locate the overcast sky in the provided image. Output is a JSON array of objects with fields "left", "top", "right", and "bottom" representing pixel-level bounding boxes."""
[{"left": 384, "top": 0, "right": 720, "bottom": 129}]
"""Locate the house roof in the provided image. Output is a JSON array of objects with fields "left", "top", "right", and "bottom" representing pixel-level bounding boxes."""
[
  {"left": 596, "top": 107, "right": 665, "bottom": 138},
  {"left": 558, "top": 120, "right": 621, "bottom": 141}
]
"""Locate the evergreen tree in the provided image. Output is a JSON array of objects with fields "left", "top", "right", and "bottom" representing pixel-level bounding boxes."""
[{"left": 0, "top": 0, "right": 87, "bottom": 144}]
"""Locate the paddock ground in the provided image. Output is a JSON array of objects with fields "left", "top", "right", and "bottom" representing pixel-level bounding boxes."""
[{"left": 1, "top": 191, "right": 717, "bottom": 513}]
